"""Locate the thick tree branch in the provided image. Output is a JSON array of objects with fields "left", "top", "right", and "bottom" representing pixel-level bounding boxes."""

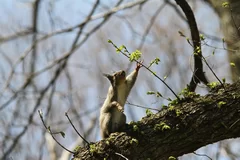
[
  {"left": 72, "top": 81, "right": 240, "bottom": 160},
  {"left": 175, "top": 0, "right": 209, "bottom": 91}
]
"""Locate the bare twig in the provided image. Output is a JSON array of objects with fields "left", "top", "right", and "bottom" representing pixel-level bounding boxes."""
[
  {"left": 138, "top": 2, "right": 166, "bottom": 50},
  {"left": 229, "top": 4, "right": 240, "bottom": 38},
  {"left": 0, "top": 29, "right": 33, "bottom": 44},
  {"left": 65, "top": 112, "right": 90, "bottom": 145},
  {"left": 30, "top": 0, "right": 40, "bottom": 77},
  {"left": 115, "top": 152, "right": 129, "bottom": 160},
  {"left": 126, "top": 101, "right": 160, "bottom": 111},
  {"left": 38, "top": 110, "right": 74, "bottom": 154},
  {"left": 193, "top": 152, "right": 212, "bottom": 160}
]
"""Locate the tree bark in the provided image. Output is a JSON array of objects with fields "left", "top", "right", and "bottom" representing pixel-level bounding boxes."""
[{"left": 72, "top": 81, "right": 240, "bottom": 160}]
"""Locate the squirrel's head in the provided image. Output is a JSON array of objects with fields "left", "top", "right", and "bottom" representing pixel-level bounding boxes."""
[
  {"left": 113, "top": 70, "right": 126, "bottom": 85},
  {"left": 103, "top": 70, "right": 126, "bottom": 86}
]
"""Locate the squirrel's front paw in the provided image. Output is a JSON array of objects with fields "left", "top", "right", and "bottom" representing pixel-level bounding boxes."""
[
  {"left": 112, "top": 101, "right": 124, "bottom": 112},
  {"left": 136, "top": 60, "right": 143, "bottom": 71}
]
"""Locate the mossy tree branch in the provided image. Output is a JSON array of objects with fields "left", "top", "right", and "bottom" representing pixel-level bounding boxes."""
[{"left": 72, "top": 81, "right": 240, "bottom": 160}]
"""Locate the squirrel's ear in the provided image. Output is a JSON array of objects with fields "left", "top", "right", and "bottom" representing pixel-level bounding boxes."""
[{"left": 103, "top": 73, "right": 114, "bottom": 84}]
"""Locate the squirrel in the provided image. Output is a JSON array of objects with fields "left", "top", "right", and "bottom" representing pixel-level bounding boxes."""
[{"left": 99, "top": 62, "right": 142, "bottom": 139}]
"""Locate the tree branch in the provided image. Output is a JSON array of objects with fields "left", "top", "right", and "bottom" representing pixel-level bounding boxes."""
[
  {"left": 72, "top": 81, "right": 240, "bottom": 160},
  {"left": 175, "top": 0, "right": 209, "bottom": 91}
]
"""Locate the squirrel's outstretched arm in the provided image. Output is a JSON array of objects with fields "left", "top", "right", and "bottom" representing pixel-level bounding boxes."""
[{"left": 125, "top": 61, "right": 142, "bottom": 94}]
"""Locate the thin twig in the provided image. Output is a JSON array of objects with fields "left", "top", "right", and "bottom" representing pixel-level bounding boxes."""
[
  {"left": 138, "top": 2, "right": 166, "bottom": 50},
  {"left": 115, "top": 152, "right": 129, "bottom": 160},
  {"left": 65, "top": 112, "right": 90, "bottom": 145},
  {"left": 201, "top": 56, "right": 225, "bottom": 89},
  {"left": 38, "top": 110, "right": 74, "bottom": 154},
  {"left": 193, "top": 151, "right": 212, "bottom": 160},
  {"left": 126, "top": 101, "right": 160, "bottom": 111},
  {"left": 229, "top": 4, "right": 240, "bottom": 38}
]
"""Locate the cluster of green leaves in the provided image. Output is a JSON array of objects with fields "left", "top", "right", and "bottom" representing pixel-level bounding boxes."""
[
  {"left": 129, "top": 50, "right": 142, "bottom": 62},
  {"left": 222, "top": 2, "right": 229, "bottom": 8},
  {"left": 89, "top": 144, "right": 97, "bottom": 153},
  {"left": 168, "top": 105, "right": 175, "bottom": 111},
  {"left": 130, "top": 138, "right": 139, "bottom": 145},
  {"left": 154, "top": 122, "right": 171, "bottom": 131},
  {"left": 133, "top": 124, "right": 139, "bottom": 132},
  {"left": 168, "top": 105, "right": 182, "bottom": 117},
  {"left": 207, "top": 81, "right": 220, "bottom": 89},
  {"left": 179, "top": 87, "right": 200, "bottom": 99},
  {"left": 168, "top": 98, "right": 179, "bottom": 106},
  {"left": 89, "top": 143, "right": 105, "bottom": 154},
  {"left": 148, "top": 57, "right": 160, "bottom": 68},
  {"left": 194, "top": 46, "right": 201, "bottom": 55}
]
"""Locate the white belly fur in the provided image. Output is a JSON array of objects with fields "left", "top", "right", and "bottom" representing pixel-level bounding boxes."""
[{"left": 117, "top": 83, "right": 127, "bottom": 107}]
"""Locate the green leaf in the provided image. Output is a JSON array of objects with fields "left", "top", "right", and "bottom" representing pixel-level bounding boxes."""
[
  {"left": 154, "top": 57, "right": 160, "bottom": 64},
  {"left": 217, "top": 101, "right": 226, "bottom": 108},
  {"left": 107, "top": 39, "right": 112, "bottom": 43},
  {"left": 168, "top": 105, "right": 175, "bottom": 111},
  {"left": 222, "top": 38, "right": 225, "bottom": 43},
  {"left": 208, "top": 82, "right": 219, "bottom": 89},
  {"left": 175, "top": 109, "right": 182, "bottom": 117},
  {"left": 163, "top": 76, "right": 167, "bottom": 80},
  {"left": 196, "top": 46, "right": 201, "bottom": 53},
  {"left": 147, "top": 91, "right": 155, "bottom": 95},
  {"left": 133, "top": 125, "right": 139, "bottom": 131},
  {"left": 200, "top": 34, "right": 205, "bottom": 40},
  {"left": 146, "top": 109, "right": 153, "bottom": 117},
  {"left": 152, "top": 72, "right": 157, "bottom": 76},
  {"left": 154, "top": 122, "right": 171, "bottom": 131},
  {"left": 60, "top": 131, "right": 65, "bottom": 138},
  {"left": 178, "top": 31, "right": 185, "bottom": 37},
  {"left": 230, "top": 62, "right": 236, "bottom": 67},
  {"left": 162, "top": 124, "right": 171, "bottom": 130},
  {"left": 222, "top": 78, "right": 226, "bottom": 83},
  {"left": 130, "top": 138, "right": 138, "bottom": 145},
  {"left": 168, "top": 156, "right": 177, "bottom": 160},
  {"left": 212, "top": 50, "right": 215, "bottom": 55},
  {"left": 156, "top": 92, "right": 162, "bottom": 97}
]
